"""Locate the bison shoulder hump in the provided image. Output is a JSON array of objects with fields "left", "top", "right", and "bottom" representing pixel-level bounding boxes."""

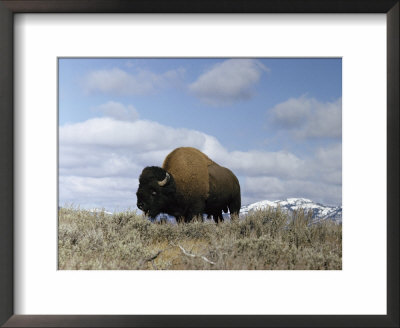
[{"left": 162, "top": 147, "right": 213, "bottom": 200}]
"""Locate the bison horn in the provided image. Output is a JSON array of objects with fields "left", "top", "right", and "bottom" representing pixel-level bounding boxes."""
[{"left": 158, "top": 172, "right": 170, "bottom": 186}]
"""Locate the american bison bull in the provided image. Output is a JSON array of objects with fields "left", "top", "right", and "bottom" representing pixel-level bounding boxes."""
[{"left": 136, "top": 147, "right": 241, "bottom": 223}]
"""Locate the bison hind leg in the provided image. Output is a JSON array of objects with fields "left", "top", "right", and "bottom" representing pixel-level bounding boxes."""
[{"left": 228, "top": 198, "right": 241, "bottom": 220}]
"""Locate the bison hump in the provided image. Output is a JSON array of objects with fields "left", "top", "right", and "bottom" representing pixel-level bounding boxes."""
[{"left": 162, "top": 147, "right": 213, "bottom": 202}]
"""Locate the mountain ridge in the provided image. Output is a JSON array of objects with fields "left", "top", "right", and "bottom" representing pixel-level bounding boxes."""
[{"left": 240, "top": 198, "right": 342, "bottom": 224}]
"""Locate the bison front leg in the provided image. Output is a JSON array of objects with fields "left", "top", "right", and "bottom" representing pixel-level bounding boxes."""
[
  {"left": 183, "top": 211, "right": 201, "bottom": 223},
  {"left": 175, "top": 216, "right": 185, "bottom": 224},
  {"left": 212, "top": 211, "right": 224, "bottom": 223},
  {"left": 181, "top": 199, "right": 206, "bottom": 223}
]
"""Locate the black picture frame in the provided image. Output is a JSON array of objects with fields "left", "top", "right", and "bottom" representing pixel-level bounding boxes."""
[{"left": 0, "top": 1, "right": 398, "bottom": 327}]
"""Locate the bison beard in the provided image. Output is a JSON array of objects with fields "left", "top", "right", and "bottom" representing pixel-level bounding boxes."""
[{"left": 136, "top": 147, "right": 241, "bottom": 223}]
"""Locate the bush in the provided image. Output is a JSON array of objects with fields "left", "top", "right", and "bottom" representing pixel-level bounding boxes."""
[{"left": 58, "top": 207, "right": 342, "bottom": 270}]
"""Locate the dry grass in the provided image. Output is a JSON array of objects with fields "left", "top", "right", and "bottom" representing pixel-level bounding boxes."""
[{"left": 58, "top": 207, "right": 342, "bottom": 270}]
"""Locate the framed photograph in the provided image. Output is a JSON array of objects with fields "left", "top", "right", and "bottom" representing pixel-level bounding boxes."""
[
  {"left": 57, "top": 56, "right": 343, "bottom": 271},
  {"left": 1, "top": 1, "right": 398, "bottom": 327}
]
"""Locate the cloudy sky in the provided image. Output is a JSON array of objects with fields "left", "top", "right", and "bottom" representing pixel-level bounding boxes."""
[{"left": 58, "top": 58, "right": 342, "bottom": 212}]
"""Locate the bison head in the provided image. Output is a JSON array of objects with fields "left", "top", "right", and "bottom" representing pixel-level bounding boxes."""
[{"left": 136, "top": 166, "right": 176, "bottom": 218}]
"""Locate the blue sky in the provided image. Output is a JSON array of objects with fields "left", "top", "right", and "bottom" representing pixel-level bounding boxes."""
[{"left": 58, "top": 58, "right": 342, "bottom": 211}]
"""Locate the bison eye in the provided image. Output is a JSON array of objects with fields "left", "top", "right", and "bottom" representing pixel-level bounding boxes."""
[{"left": 152, "top": 191, "right": 157, "bottom": 196}]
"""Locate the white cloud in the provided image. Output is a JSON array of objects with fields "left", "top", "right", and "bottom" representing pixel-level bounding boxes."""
[
  {"left": 59, "top": 146, "right": 142, "bottom": 178},
  {"left": 244, "top": 176, "right": 342, "bottom": 207},
  {"left": 269, "top": 97, "right": 313, "bottom": 128},
  {"left": 94, "top": 101, "right": 139, "bottom": 121},
  {"left": 83, "top": 67, "right": 185, "bottom": 96},
  {"left": 315, "top": 143, "right": 342, "bottom": 170},
  {"left": 189, "top": 59, "right": 268, "bottom": 106},
  {"left": 59, "top": 176, "right": 138, "bottom": 211},
  {"left": 237, "top": 143, "right": 341, "bottom": 206},
  {"left": 59, "top": 117, "right": 341, "bottom": 211},
  {"left": 60, "top": 117, "right": 212, "bottom": 152},
  {"left": 313, "top": 143, "right": 342, "bottom": 185},
  {"left": 218, "top": 150, "right": 306, "bottom": 179},
  {"left": 270, "top": 96, "right": 342, "bottom": 139}
]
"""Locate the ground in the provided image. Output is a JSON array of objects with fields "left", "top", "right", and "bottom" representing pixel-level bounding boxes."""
[{"left": 58, "top": 207, "right": 342, "bottom": 270}]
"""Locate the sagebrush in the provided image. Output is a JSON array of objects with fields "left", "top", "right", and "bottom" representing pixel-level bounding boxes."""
[{"left": 58, "top": 207, "right": 341, "bottom": 270}]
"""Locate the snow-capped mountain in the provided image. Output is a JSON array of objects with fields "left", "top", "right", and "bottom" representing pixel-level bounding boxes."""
[{"left": 240, "top": 198, "right": 342, "bottom": 224}]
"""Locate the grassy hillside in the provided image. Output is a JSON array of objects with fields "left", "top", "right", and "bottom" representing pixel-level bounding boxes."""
[{"left": 58, "top": 207, "right": 341, "bottom": 270}]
